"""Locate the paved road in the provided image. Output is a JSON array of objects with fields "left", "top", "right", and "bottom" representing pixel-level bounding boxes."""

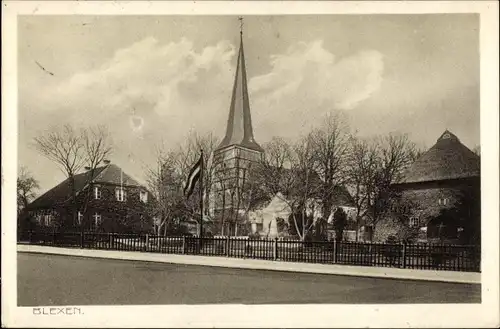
[{"left": 18, "top": 253, "right": 480, "bottom": 305}]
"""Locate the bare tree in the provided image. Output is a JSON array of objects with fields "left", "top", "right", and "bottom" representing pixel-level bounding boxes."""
[
  {"left": 346, "top": 133, "right": 418, "bottom": 240},
  {"left": 259, "top": 135, "right": 320, "bottom": 241},
  {"left": 346, "top": 137, "right": 380, "bottom": 240},
  {"left": 368, "top": 133, "right": 417, "bottom": 232},
  {"left": 78, "top": 125, "right": 113, "bottom": 227},
  {"left": 145, "top": 149, "right": 186, "bottom": 236},
  {"left": 177, "top": 132, "right": 219, "bottom": 217},
  {"left": 33, "top": 124, "right": 112, "bottom": 229},
  {"left": 310, "top": 112, "right": 351, "bottom": 222},
  {"left": 146, "top": 132, "right": 220, "bottom": 236},
  {"left": 258, "top": 137, "right": 294, "bottom": 196}
]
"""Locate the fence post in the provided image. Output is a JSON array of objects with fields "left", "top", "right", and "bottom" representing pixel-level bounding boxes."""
[
  {"left": 333, "top": 239, "right": 337, "bottom": 264},
  {"left": 145, "top": 234, "right": 149, "bottom": 252},
  {"left": 273, "top": 237, "right": 278, "bottom": 260},
  {"left": 226, "top": 236, "right": 230, "bottom": 257},
  {"left": 109, "top": 233, "right": 114, "bottom": 249},
  {"left": 401, "top": 243, "right": 407, "bottom": 269},
  {"left": 182, "top": 236, "right": 186, "bottom": 254},
  {"left": 53, "top": 230, "right": 56, "bottom": 245},
  {"left": 80, "top": 231, "right": 84, "bottom": 249},
  {"left": 29, "top": 230, "right": 33, "bottom": 244}
]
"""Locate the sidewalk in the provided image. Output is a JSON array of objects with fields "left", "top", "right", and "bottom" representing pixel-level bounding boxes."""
[{"left": 17, "top": 244, "right": 481, "bottom": 284}]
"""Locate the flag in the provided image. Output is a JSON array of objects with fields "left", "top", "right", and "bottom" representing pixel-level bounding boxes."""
[{"left": 184, "top": 154, "right": 203, "bottom": 198}]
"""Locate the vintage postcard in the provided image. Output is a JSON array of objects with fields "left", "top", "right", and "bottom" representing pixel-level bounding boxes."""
[{"left": 2, "top": 1, "right": 499, "bottom": 328}]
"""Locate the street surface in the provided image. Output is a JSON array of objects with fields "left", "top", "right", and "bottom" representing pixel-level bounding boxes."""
[{"left": 18, "top": 253, "right": 480, "bottom": 305}]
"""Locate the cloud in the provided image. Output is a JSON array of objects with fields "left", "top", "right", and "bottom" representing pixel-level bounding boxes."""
[
  {"left": 21, "top": 37, "right": 384, "bottom": 191},
  {"left": 249, "top": 40, "right": 384, "bottom": 141},
  {"left": 33, "top": 37, "right": 236, "bottom": 147},
  {"left": 29, "top": 38, "right": 383, "bottom": 147}
]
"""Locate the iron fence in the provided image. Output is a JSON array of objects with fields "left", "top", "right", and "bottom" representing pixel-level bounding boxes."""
[{"left": 19, "top": 231, "right": 480, "bottom": 272}]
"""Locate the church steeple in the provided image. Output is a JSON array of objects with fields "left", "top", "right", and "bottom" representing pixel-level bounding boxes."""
[{"left": 216, "top": 18, "right": 263, "bottom": 153}]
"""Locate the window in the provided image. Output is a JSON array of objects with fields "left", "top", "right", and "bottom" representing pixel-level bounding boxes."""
[
  {"left": 140, "top": 190, "right": 148, "bottom": 203},
  {"left": 409, "top": 216, "right": 419, "bottom": 227},
  {"left": 43, "top": 214, "right": 53, "bottom": 226},
  {"left": 94, "top": 186, "right": 101, "bottom": 200},
  {"left": 438, "top": 198, "right": 449, "bottom": 206},
  {"left": 76, "top": 211, "right": 84, "bottom": 226},
  {"left": 115, "top": 187, "right": 126, "bottom": 202},
  {"left": 92, "top": 212, "right": 102, "bottom": 229},
  {"left": 256, "top": 223, "right": 264, "bottom": 231}
]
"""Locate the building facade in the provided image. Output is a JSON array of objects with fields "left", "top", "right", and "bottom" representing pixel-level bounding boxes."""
[
  {"left": 376, "top": 130, "right": 480, "bottom": 244},
  {"left": 24, "top": 162, "right": 152, "bottom": 233}
]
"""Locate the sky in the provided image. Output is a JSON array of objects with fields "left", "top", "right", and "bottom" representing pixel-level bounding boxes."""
[{"left": 18, "top": 14, "right": 480, "bottom": 194}]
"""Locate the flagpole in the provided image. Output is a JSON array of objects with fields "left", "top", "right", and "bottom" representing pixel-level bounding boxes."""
[{"left": 199, "top": 149, "right": 204, "bottom": 249}]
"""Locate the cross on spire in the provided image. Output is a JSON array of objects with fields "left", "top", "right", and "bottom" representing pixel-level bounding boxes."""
[{"left": 239, "top": 16, "right": 244, "bottom": 35}]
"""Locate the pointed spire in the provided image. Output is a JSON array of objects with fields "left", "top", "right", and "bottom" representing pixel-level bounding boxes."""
[{"left": 216, "top": 18, "right": 263, "bottom": 153}]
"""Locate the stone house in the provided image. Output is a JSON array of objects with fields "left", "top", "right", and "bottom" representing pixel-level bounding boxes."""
[
  {"left": 24, "top": 161, "right": 152, "bottom": 233},
  {"left": 375, "top": 130, "right": 480, "bottom": 244}
]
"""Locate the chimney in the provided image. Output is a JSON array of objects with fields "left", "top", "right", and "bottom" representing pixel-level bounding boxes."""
[{"left": 103, "top": 159, "right": 111, "bottom": 165}]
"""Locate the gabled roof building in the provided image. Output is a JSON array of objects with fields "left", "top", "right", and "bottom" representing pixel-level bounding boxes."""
[{"left": 25, "top": 161, "right": 151, "bottom": 233}]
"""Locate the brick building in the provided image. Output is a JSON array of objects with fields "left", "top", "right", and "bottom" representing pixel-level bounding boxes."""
[
  {"left": 24, "top": 161, "right": 152, "bottom": 233},
  {"left": 376, "top": 130, "right": 480, "bottom": 244}
]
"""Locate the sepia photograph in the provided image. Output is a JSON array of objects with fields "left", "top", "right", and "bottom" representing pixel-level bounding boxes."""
[{"left": 2, "top": 1, "right": 499, "bottom": 328}]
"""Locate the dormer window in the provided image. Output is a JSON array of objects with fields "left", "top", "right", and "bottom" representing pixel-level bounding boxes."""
[
  {"left": 115, "top": 187, "right": 126, "bottom": 202},
  {"left": 94, "top": 185, "right": 101, "bottom": 200},
  {"left": 442, "top": 132, "right": 451, "bottom": 139},
  {"left": 140, "top": 190, "right": 148, "bottom": 203}
]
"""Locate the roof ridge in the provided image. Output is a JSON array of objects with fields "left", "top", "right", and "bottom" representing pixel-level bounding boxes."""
[{"left": 399, "top": 131, "right": 480, "bottom": 184}]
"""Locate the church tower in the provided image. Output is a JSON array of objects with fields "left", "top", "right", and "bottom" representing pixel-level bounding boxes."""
[{"left": 211, "top": 19, "right": 264, "bottom": 235}]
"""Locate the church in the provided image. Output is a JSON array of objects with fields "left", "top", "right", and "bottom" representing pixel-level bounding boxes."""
[
  {"left": 208, "top": 23, "right": 356, "bottom": 238},
  {"left": 209, "top": 25, "right": 265, "bottom": 236}
]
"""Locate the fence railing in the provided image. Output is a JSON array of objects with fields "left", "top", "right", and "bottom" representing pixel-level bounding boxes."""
[{"left": 18, "top": 231, "right": 481, "bottom": 272}]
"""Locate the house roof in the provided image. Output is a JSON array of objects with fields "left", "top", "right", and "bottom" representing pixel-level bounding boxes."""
[
  {"left": 398, "top": 130, "right": 480, "bottom": 184},
  {"left": 265, "top": 167, "right": 355, "bottom": 207},
  {"left": 331, "top": 185, "right": 356, "bottom": 207},
  {"left": 28, "top": 163, "right": 143, "bottom": 209}
]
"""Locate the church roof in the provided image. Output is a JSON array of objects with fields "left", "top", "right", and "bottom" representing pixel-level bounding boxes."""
[
  {"left": 28, "top": 163, "right": 143, "bottom": 209},
  {"left": 398, "top": 130, "right": 480, "bottom": 184},
  {"left": 216, "top": 31, "right": 263, "bottom": 153}
]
